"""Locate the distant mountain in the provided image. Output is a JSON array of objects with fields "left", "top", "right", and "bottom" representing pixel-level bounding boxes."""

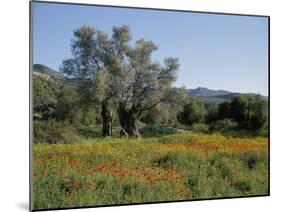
[
  {"left": 33, "top": 64, "right": 65, "bottom": 82},
  {"left": 33, "top": 64, "right": 81, "bottom": 87},
  {"left": 188, "top": 87, "right": 268, "bottom": 105},
  {"left": 187, "top": 87, "right": 231, "bottom": 97}
]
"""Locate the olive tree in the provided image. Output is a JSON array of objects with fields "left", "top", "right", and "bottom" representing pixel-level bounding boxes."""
[
  {"left": 60, "top": 25, "right": 113, "bottom": 136},
  {"left": 109, "top": 38, "right": 180, "bottom": 138},
  {"left": 97, "top": 25, "right": 181, "bottom": 138},
  {"left": 61, "top": 25, "right": 181, "bottom": 138}
]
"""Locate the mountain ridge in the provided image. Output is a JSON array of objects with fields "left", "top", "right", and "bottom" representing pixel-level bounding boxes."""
[
  {"left": 187, "top": 87, "right": 231, "bottom": 97},
  {"left": 187, "top": 87, "right": 267, "bottom": 98},
  {"left": 33, "top": 64, "right": 65, "bottom": 81},
  {"left": 33, "top": 64, "right": 268, "bottom": 102}
]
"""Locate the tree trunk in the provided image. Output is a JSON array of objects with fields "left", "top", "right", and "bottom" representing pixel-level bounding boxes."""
[
  {"left": 118, "top": 106, "right": 141, "bottom": 138},
  {"left": 101, "top": 101, "right": 113, "bottom": 137}
]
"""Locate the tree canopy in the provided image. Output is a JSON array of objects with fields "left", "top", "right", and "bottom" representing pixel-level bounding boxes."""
[{"left": 60, "top": 25, "right": 182, "bottom": 138}]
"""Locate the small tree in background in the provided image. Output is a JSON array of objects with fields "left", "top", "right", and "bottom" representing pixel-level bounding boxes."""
[
  {"left": 242, "top": 96, "right": 267, "bottom": 131},
  {"left": 177, "top": 97, "right": 206, "bottom": 126},
  {"left": 54, "top": 86, "right": 79, "bottom": 124},
  {"left": 217, "top": 101, "right": 231, "bottom": 120},
  {"left": 205, "top": 105, "right": 219, "bottom": 124},
  {"left": 229, "top": 95, "right": 248, "bottom": 126}
]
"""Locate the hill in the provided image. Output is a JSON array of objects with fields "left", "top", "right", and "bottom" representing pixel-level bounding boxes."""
[
  {"left": 33, "top": 64, "right": 81, "bottom": 87},
  {"left": 187, "top": 87, "right": 267, "bottom": 106},
  {"left": 33, "top": 64, "right": 65, "bottom": 82},
  {"left": 187, "top": 87, "right": 231, "bottom": 97},
  {"left": 32, "top": 64, "right": 268, "bottom": 104}
]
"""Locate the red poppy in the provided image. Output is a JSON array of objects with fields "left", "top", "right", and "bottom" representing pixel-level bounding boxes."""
[
  {"left": 112, "top": 161, "right": 117, "bottom": 167},
  {"left": 70, "top": 179, "right": 76, "bottom": 184}
]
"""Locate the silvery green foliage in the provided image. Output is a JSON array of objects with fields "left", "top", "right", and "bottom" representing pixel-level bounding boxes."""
[
  {"left": 110, "top": 33, "right": 181, "bottom": 113},
  {"left": 60, "top": 25, "right": 183, "bottom": 136},
  {"left": 60, "top": 24, "right": 181, "bottom": 110},
  {"left": 60, "top": 25, "right": 112, "bottom": 106}
]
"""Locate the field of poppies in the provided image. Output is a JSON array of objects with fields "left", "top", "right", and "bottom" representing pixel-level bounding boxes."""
[{"left": 32, "top": 133, "right": 268, "bottom": 210}]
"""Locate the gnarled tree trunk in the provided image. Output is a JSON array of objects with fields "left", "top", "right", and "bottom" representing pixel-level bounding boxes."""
[
  {"left": 101, "top": 101, "right": 113, "bottom": 137},
  {"left": 118, "top": 106, "right": 141, "bottom": 138}
]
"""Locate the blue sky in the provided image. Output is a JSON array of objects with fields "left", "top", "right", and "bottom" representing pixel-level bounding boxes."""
[{"left": 32, "top": 2, "right": 268, "bottom": 95}]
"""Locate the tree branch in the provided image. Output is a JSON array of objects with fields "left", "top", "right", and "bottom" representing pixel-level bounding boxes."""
[
  {"left": 93, "top": 58, "right": 101, "bottom": 70},
  {"left": 141, "top": 97, "right": 167, "bottom": 111}
]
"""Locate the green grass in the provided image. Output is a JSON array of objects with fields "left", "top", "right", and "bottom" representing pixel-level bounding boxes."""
[{"left": 32, "top": 133, "right": 268, "bottom": 210}]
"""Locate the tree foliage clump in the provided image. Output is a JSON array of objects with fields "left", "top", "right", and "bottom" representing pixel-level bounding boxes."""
[
  {"left": 33, "top": 74, "right": 83, "bottom": 125},
  {"left": 33, "top": 74, "right": 58, "bottom": 120},
  {"left": 205, "top": 95, "right": 268, "bottom": 131},
  {"left": 209, "top": 118, "right": 238, "bottom": 133},
  {"left": 54, "top": 86, "right": 79, "bottom": 123},
  {"left": 177, "top": 97, "right": 206, "bottom": 126}
]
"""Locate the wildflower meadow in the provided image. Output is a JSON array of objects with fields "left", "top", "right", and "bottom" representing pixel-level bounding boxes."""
[{"left": 33, "top": 133, "right": 268, "bottom": 209}]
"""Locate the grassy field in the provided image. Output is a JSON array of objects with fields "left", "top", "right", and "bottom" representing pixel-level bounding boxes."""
[{"left": 32, "top": 133, "right": 268, "bottom": 210}]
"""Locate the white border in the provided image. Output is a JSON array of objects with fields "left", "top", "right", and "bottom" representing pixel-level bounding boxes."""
[{"left": 1, "top": 1, "right": 280, "bottom": 212}]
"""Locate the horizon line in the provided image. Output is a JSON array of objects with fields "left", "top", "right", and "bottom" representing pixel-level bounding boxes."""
[{"left": 33, "top": 63, "right": 268, "bottom": 97}]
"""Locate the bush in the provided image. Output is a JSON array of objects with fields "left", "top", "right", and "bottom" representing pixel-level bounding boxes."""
[
  {"left": 33, "top": 120, "right": 79, "bottom": 144},
  {"left": 77, "top": 126, "right": 101, "bottom": 138},
  {"left": 258, "top": 126, "right": 269, "bottom": 137},
  {"left": 244, "top": 152, "right": 260, "bottom": 170},
  {"left": 191, "top": 123, "right": 209, "bottom": 133},
  {"left": 81, "top": 109, "right": 98, "bottom": 126},
  {"left": 210, "top": 118, "right": 238, "bottom": 133},
  {"left": 140, "top": 127, "right": 178, "bottom": 137},
  {"left": 54, "top": 86, "right": 79, "bottom": 123}
]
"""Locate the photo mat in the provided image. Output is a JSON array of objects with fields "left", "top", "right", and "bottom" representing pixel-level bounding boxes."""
[{"left": 30, "top": 1, "right": 270, "bottom": 211}]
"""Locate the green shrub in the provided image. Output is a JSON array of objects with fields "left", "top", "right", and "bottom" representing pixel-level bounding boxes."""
[
  {"left": 78, "top": 126, "right": 101, "bottom": 138},
  {"left": 191, "top": 123, "right": 209, "bottom": 133},
  {"left": 81, "top": 109, "right": 98, "bottom": 126},
  {"left": 140, "top": 127, "right": 178, "bottom": 137},
  {"left": 255, "top": 123, "right": 268, "bottom": 137},
  {"left": 244, "top": 152, "right": 260, "bottom": 170},
  {"left": 210, "top": 118, "right": 238, "bottom": 133},
  {"left": 33, "top": 120, "right": 79, "bottom": 144}
]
